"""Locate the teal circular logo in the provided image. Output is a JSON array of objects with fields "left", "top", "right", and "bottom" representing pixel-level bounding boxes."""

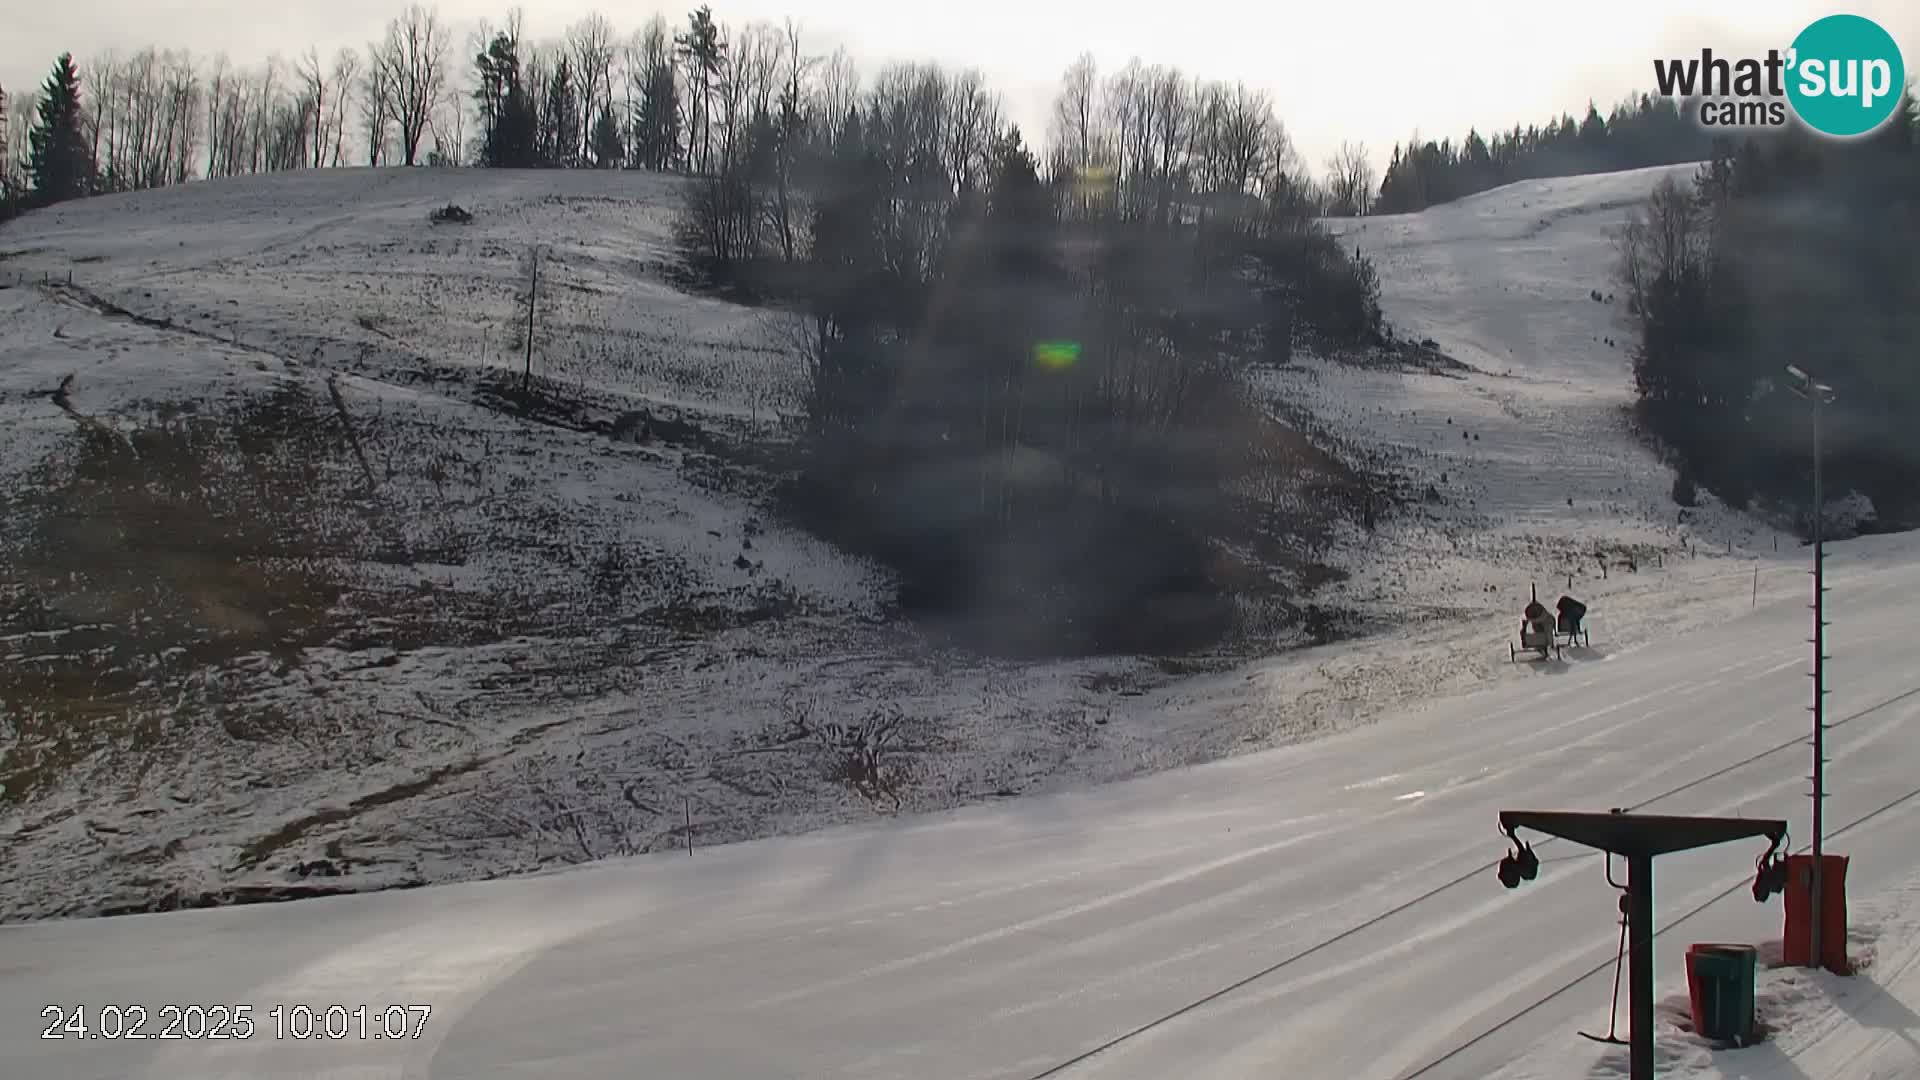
[{"left": 1786, "top": 15, "right": 1906, "bottom": 137}]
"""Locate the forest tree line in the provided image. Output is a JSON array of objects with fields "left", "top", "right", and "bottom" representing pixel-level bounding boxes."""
[
  {"left": 1370, "top": 94, "right": 1717, "bottom": 214},
  {"left": 1, "top": 5, "right": 902, "bottom": 210},
  {"left": 1616, "top": 94, "right": 1920, "bottom": 531},
  {"left": 5, "top": 5, "right": 1713, "bottom": 224}
]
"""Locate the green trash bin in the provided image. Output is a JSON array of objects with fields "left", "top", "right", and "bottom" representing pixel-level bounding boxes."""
[{"left": 1687, "top": 943, "right": 1758, "bottom": 1044}]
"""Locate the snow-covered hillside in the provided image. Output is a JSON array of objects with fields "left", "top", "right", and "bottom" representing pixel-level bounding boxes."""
[
  {"left": 0, "top": 161, "right": 1863, "bottom": 929},
  {"left": 1299, "top": 163, "right": 1786, "bottom": 618}
]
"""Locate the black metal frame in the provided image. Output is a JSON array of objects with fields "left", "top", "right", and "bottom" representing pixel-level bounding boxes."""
[{"left": 1498, "top": 809, "right": 1787, "bottom": 1080}]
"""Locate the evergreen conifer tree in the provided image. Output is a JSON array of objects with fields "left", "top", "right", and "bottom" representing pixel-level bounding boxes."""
[{"left": 28, "top": 53, "right": 92, "bottom": 205}]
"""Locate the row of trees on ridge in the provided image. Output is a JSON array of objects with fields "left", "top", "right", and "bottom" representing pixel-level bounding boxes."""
[
  {"left": 4, "top": 7, "right": 1717, "bottom": 223},
  {"left": 1373, "top": 94, "right": 1717, "bottom": 213}
]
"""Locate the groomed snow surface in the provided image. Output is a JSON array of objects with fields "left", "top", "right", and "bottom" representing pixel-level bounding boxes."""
[
  {"left": 5, "top": 532, "right": 1918, "bottom": 1079},
  {"left": 3, "top": 162, "right": 1918, "bottom": 1077}
]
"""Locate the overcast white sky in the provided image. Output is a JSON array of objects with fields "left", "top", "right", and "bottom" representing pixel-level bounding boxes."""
[{"left": 6, "top": 0, "right": 1917, "bottom": 175}]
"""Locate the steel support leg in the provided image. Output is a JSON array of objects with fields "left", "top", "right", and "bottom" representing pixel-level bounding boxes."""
[{"left": 1629, "top": 852, "right": 1655, "bottom": 1080}]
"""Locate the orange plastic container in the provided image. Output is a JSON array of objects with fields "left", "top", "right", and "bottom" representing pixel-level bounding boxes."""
[{"left": 1781, "top": 853, "right": 1849, "bottom": 973}]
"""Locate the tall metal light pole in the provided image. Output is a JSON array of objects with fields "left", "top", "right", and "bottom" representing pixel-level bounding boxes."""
[{"left": 1786, "top": 363, "right": 1834, "bottom": 970}]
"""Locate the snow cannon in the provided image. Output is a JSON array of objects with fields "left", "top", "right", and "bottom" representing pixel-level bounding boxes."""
[{"left": 1510, "top": 582, "right": 1562, "bottom": 661}]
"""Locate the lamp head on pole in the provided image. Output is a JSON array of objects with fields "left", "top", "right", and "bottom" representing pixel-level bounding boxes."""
[{"left": 1785, "top": 364, "right": 1836, "bottom": 403}]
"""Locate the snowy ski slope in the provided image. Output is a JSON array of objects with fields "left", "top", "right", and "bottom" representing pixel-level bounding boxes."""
[
  {"left": 3, "top": 160, "right": 1918, "bottom": 1077},
  {"left": 3, "top": 531, "right": 1917, "bottom": 1079}
]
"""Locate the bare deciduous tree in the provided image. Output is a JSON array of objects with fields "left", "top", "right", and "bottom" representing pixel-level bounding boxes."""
[
  {"left": 944, "top": 67, "right": 999, "bottom": 195},
  {"left": 764, "top": 18, "right": 819, "bottom": 260},
  {"left": 296, "top": 48, "right": 330, "bottom": 168},
  {"left": 708, "top": 20, "right": 754, "bottom": 174},
  {"left": 436, "top": 81, "right": 465, "bottom": 164},
  {"left": 1049, "top": 51, "right": 1099, "bottom": 174},
  {"left": 1145, "top": 65, "right": 1190, "bottom": 226},
  {"left": 1210, "top": 81, "right": 1275, "bottom": 197},
  {"left": 323, "top": 48, "right": 359, "bottom": 167},
  {"left": 204, "top": 53, "right": 283, "bottom": 179},
  {"left": 161, "top": 52, "right": 203, "bottom": 185},
  {"left": 377, "top": 3, "right": 449, "bottom": 166},
  {"left": 736, "top": 22, "right": 783, "bottom": 126},
  {"left": 618, "top": 23, "right": 646, "bottom": 161},
  {"left": 1615, "top": 173, "right": 1709, "bottom": 323},
  {"left": 203, "top": 53, "right": 230, "bottom": 177},
  {"left": 1324, "top": 140, "right": 1375, "bottom": 216},
  {"left": 243, "top": 56, "right": 283, "bottom": 174},
  {"left": 675, "top": 6, "right": 726, "bottom": 176},
  {"left": 361, "top": 42, "right": 395, "bottom": 165},
  {"left": 0, "top": 82, "right": 13, "bottom": 209},
  {"left": 567, "top": 12, "right": 617, "bottom": 163},
  {"left": 627, "top": 14, "right": 679, "bottom": 170},
  {"left": 814, "top": 46, "right": 858, "bottom": 133}
]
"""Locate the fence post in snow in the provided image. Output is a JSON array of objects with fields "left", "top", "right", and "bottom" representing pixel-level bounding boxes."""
[
  {"left": 1753, "top": 567, "right": 1759, "bottom": 609},
  {"left": 685, "top": 798, "right": 693, "bottom": 856}
]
